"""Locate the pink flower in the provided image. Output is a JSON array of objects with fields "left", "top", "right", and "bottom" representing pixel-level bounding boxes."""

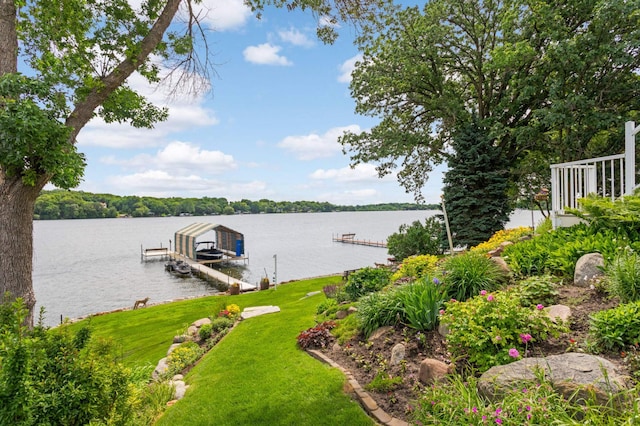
[
  {"left": 509, "top": 348, "right": 520, "bottom": 358},
  {"left": 439, "top": 309, "right": 445, "bottom": 315},
  {"left": 480, "top": 290, "right": 487, "bottom": 296},
  {"left": 520, "top": 333, "right": 532, "bottom": 343},
  {"left": 496, "top": 419, "right": 502, "bottom": 424},
  {"left": 472, "top": 406, "right": 478, "bottom": 413},
  {"left": 536, "top": 304, "right": 544, "bottom": 310},
  {"left": 486, "top": 294, "right": 494, "bottom": 302}
]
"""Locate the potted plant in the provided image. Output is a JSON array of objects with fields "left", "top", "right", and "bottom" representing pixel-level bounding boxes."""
[
  {"left": 260, "top": 277, "right": 270, "bottom": 290},
  {"left": 229, "top": 283, "right": 240, "bottom": 295}
]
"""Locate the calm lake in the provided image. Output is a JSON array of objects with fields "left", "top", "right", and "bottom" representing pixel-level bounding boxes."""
[{"left": 33, "top": 210, "right": 543, "bottom": 326}]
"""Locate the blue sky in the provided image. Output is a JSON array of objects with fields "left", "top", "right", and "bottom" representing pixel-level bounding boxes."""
[{"left": 67, "top": 0, "right": 445, "bottom": 205}]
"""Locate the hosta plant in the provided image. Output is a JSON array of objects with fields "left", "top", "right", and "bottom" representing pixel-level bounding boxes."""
[{"left": 590, "top": 302, "right": 640, "bottom": 352}]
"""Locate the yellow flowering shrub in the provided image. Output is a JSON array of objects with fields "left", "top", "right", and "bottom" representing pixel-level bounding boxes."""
[
  {"left": 391, "top": 254, "right": 440, "bottom": 282},
  {"left": 470, "top": 227, "right": 532, "bottom": 254},
  {"left": 225, "top": 304, "right": 241, "bottom": 315}
]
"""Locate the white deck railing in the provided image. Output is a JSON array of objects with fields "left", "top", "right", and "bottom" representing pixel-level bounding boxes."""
[{"left": 550, "top": 121, "right": 639, "bottom": 227}]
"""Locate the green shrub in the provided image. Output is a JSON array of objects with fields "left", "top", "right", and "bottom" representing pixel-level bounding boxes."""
[
  {"left": 211, "top": 316, "right": 234, "bottom": 332},
  {"left": 316, "top": 298, "right": 339, "bottom": 315},
  {"left": 356, "top": 289, "right": 404, "bottom": 339},
  {"left": 387, "top": 216, "right": 444, "bottom": 261},
  {"left": 344, "top": 267, "right": 392, "bottom": 300},
  {"left": 198, "top": 323, "right": 213, "bottom": 340},
  {"left": 569, "top": 194, "right": 640, "bottom": 242},
  {"left": 535, "top": 217, "right": 553, "bottom": 234},
  {"left": 0, "top": 297, "right": 138, "bottom": 425},
  {"left": 397, "top": 277, "right": 447, "bottom": 332},
  {"left": 606, "top": 249, "right": 640, "bottom": 303},
  {"left": 470, "top": 226, "right": 533, "bottom": 254},
  {"left": 590, "top": 302, "right": 640, "bottom": 351},
  {"left": 391, "top": 254, "right": 440, "bottom": 282},
  {"left": 504, "top": 224, "right": 629, "bottom": 278},
  {"left": 441, "top": 290, "right": 564, "bottom": 372},
  {"left": 516, "top": 275, "right": 559, "bottom": 308},
  {"left": 441, "top": 251, "right": 507, "bottom": 301},
  {"left": 167, "top": 341, "right": 204, "bottom": 375}
]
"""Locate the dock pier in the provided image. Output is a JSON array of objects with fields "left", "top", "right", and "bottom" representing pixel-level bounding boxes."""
[
  {"left": 170, "top": 252, "right": 256, "bottom": 292},
  {"left": 332, "top": 233, "right": 387, "bottom": 248}
]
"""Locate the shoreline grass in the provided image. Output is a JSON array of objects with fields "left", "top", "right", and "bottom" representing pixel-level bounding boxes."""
[{"left": 67, "top": 275, "right": 374, "bottom": 425}]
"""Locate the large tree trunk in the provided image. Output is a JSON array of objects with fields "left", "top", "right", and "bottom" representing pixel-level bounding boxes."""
[
  {"left": 0, "top": 176, "right": 44, "bottom": 327},
  {"left": 0, "top": 0, "right": 17, "bottom": 74}
]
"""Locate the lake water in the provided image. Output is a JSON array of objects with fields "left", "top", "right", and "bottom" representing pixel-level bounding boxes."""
[{"left": 33, "top": 210, "right": 543, "bottom": 326}]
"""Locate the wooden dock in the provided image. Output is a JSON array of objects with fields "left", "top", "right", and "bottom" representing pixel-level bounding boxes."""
[
  {"left": 170, "top": 253, "right": 256, "bottom": 292},
  {"left": 332, "top": 233, "right": 387, "bottom": 248}
]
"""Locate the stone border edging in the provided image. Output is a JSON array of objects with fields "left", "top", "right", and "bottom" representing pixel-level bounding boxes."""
[{"left": 307, "top": 349, "right": 409, "bottom": 426}]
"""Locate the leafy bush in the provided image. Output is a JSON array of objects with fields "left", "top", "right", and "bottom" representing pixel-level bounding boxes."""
[
  {"left": 441, "top": 290, "right": 564, "bottom": 371},
  {"left": 391, "top": 254, "right": 440, "bottom": 282},
  {"left": 606, "top": 249, "right": 640, "bottom": 303},
  {"left": 296, "top": 321, "right": 336, "bottom": 349},
  {"left": 590, "top": 302, "right": 640, "bottom": 351},
  {"left": 198, "top": 323, "right": 213, "bottom": 340},
  {"left": 470, "top": 226, "right": 532, "bottom": 254},
  {"left": 516, "top": 275, "right": 559, "bottom": 308},
  {"left": 441, "top": 251, "right": 507, "bottom": 301},
  {"left": 316, "top": 297, "right": 339, "bottom": 315},
  {"left": 344, "top": 267, "right": 392, "bottom": 300},
  {"left": 356, "top": 289, "right": 404, "bottom": 339},
  {"left": 0, "top": 297, "right": 138, "bottom": 425},
  {"left": 397, "top": 278, "right": 447, "bottom": 331},
  {"left": 167, "top": 341, "right": 204, "bottom": 375},
  {"left": 211, "top": 316, "right": 234, "bottom": 332},
  {"left": 387, "top": 216, "right": 444, "bottom": 261},
  {"left": 570, "top": 194, "right": 640, "bottom": 242},
  {"left": 504, "top": 224, "right": 631, "bottom": 278},
  {"left": 225, "top": 304, "right": 241, "bottom": 316}
]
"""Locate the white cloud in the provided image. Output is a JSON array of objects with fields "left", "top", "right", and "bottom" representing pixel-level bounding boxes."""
[
  {"left": 278, "top": 125, "right": 362, "bottom": 160},
  {"left": 338, "top": 54, "right": 362, "bottom": 83},
  {"left": 183, "top": 0, "right": 252, "bottom": 31},
  {"left": 309, "top": 163, "right": 384, "bottom": 182},
  {"left": 278, "top": 28, "right": 314, "bottom": 47},
  {"left": 243, "top": 43, "right": 292, "bottom": 66},
  {"left": 108, "top": 170, "right": 213, "bottom": 193},
  {"left": 101, "top": 141, "right": 237, "bottom": 174}
]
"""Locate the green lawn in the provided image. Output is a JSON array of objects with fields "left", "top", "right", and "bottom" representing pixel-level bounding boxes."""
[{"left": 68, "top": 276, "right": 374, "bottom": 425}]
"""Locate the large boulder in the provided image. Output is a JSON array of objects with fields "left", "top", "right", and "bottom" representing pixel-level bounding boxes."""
[
  {"left": 574, "top": 253, "right": 605, "bottom": 287},
  {"left": 418, "top": 358, "right": 452, "bottom": 385},
  {"left": 478, "top": 353, "right": 628, "bottom": 405}
]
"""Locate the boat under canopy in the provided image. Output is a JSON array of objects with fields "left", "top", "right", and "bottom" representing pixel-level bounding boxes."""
[{"left": 174, "top": 223, "right": 245, "bottom": 261}]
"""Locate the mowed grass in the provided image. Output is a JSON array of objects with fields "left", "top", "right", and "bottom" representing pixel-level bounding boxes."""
[{"left": 67, "top": 275, "right": 374, "bottom": 425}]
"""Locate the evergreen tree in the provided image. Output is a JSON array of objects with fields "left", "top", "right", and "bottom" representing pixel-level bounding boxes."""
[{"left": 442, "top": 120, "right": 511, "bottom": 248}]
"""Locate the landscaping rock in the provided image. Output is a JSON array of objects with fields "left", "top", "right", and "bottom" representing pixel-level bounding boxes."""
[
  {"left": 167, "top": 343, "right": 181, "bottom": 355},
  {"left": 368, "top": 326, "right": 394, "bottom": 342},
  {"left": 187, "top": 325, "right": 198, "bottom": 336},
  {"left": 390, "top": 343, "right": 405, "bottom": 366},
  {"left": 418, "top": 358, "right": 451, "bottom": 385},
  {"left": 152, "top": 357, "right": 169, "bottom": 380},
  {"left": 437, "top": 323, "right": 449, "bottom": 338},
  {"left": 170, "top": 377, "right": 189, "bottom": 400},
  {"left": 193, "top": 318, "right": 211, "bottom": 327},
  {"left": 574, "top": 253, "right": 605, "bottom": 287},
  {"left": 490, "top": 257, "right": 511, "bottom": 274},
  {"left": 478, "top": 352, "right": 629, "bottom": 405},
  {"left": 488, "top": 241, "right": 514, "bottom": 257},
  {"left": 545, "top": 304, "right": 571, "bottom": 324},
  {"left": 347, "top": 306, "right": 358, "bottom": 315},
  {"left": 173, "top": 335, "right": 189, "bottom": 343},
  {"left": 335, "top": 310, "right": 348, "bottom": 319}
]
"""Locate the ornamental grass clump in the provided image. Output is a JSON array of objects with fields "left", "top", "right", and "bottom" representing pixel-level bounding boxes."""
[
  {"left": 396, "top": 277, "right": 447, "bottom": 332},
  {"left": 356, "top": 289, "right": 404, "bottom": 338},
  {"left": 441, "top": 290, "right": 565, "bottom": 372},
  {"left": 440, "top": 251, "right": 507, "bottom": 301},
  {"left": 606, "top": 249, "right": 640, "bottom": 303}
]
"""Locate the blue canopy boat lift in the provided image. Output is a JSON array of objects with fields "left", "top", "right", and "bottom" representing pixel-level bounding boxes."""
[{"left": 143, "top": 223, "right": 255, "bottom": 291}]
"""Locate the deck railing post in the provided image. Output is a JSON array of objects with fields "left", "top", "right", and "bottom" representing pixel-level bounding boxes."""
[{"left": 625, "top": 121, "right": 638, "bottom": 195}]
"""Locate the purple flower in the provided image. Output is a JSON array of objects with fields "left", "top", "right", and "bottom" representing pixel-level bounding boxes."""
[
  {"left": 433, "top": 277, "right": 440, "bottom": 285},
  {"left": 487, "top": 294, "right": 494, "bottom": 301},
  {"left": 520, "top": 333, "right": 532, "bottom": 344},
  {"left": 480, "top": 290, "right": 487, "bottom": 296},
  {"left": 509, "top": 348, "right": 520, "bottom": 358},
  {"left": 536, "top": 304, "right": 544, "bottom": 310}
]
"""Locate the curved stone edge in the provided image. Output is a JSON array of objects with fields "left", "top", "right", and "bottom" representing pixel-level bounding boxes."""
[{"left": 307, "top": 349, "right": 409, "bottom": 426}]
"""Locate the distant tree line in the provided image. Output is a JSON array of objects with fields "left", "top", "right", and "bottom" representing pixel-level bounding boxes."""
[{"left": 33, "top": 190, "right": 439, "bottom": 220}]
